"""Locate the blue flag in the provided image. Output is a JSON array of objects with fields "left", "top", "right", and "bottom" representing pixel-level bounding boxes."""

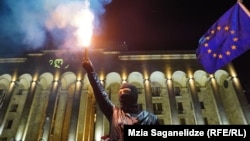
[{"left": 196, "top": 2, "right": 250, "bottom": 74}]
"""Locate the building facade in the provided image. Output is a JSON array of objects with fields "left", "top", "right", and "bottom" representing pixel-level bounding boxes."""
[{"left": 0, "top": 49, "right": 249, "bottom": 141}]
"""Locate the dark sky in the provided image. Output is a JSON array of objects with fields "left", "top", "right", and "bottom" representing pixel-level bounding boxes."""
[
  {"left": 94, "top": 0, "right": 250, "bottom": 51},
  {"left": 0, "top": 0, "right": 250, "bottom": 96},
  {"left": 94, "top": 0, "right": 250, "bottom": 97}
]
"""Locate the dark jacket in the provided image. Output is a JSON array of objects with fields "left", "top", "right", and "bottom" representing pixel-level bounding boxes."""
[{"left": 87, "top": 72, "right": 159, "bottom": 141}]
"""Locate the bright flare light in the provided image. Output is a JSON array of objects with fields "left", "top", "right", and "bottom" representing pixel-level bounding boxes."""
[{"left": 74, "top": 0, "right": 94, "bottom": 48}]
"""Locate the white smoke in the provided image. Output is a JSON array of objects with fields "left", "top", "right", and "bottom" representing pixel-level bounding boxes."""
[{"left": 0, "top": 0, "right": 112, "bottom": 52}]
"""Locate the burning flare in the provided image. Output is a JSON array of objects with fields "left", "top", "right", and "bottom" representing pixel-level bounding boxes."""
[
  {"left": 74, "top": 0, "right": 94, "bottom": 48},
  {"left": 75, "top": 1, "right": 94, "bottom": 48},
  {"left": 45, "top": 0, "right": 95, "bottom": 49}
]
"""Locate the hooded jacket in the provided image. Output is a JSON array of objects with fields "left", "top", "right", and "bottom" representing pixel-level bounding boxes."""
[{"left": 87, "top": 72, "right": 159, "bottom": 141}]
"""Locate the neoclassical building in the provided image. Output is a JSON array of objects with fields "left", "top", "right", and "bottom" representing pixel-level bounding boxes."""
[{"left": 0, "top": 48, "right": 249, "bottom": 141}]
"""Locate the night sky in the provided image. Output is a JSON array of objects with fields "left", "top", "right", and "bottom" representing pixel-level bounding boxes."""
[
  {"left": 94, "top": 0, "right": 250, "bottom": 50},
  {"left": 0, "top": 0, "right": 250, "bottom": 97},
  {"left": 94, "top": 0, "right": 250, "bottom": 96}
]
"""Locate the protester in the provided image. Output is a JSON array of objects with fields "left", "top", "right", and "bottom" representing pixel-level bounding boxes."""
[{"left": 82, "top": 58, "right": 159, "bottom": 141}]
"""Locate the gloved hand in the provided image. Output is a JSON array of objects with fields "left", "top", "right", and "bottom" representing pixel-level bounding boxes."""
[{"left": 82, "top": 58, "right": 95, "bottom": 73}]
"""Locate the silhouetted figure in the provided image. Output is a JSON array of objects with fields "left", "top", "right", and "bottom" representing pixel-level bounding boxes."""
[{"left": 82, "top": 58, "right": 159, "bottom": 141}]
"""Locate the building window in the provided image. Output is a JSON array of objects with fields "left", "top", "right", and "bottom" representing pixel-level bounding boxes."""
[
  {"left": 5, "top": 120, "right": 13, "bottom": 129},
  {"left": 196, "top": 86, "right": 201, "bottom": 92},
  {"left": 204, "top": 118, "right": 208, "bottom": 125},
  {"left": 174, "top": 87, "right": 180, "bottom": 96},
  {"left": 180, "top": 118, "right": 186, "bottom": 125},
  {"left": 152, "top": 87, "right": 161, "bottom": 97},
  {"left": 200, "top": 102, "right": 205, "bottom": 109},
  {"left": 153, "top": 103, "right": 162, "bottom": 115},
  {"left": 10, "top": 104, "right": 18, "bottom": 112},
  {"left": 177, "top": 102, "right": 184, "bottom": 114},
  {"left": 17, "top": 89, "right": 23, "bottom": 95},
  {"left": 223, "top": 80, "right": 229, "bottom": 88}
]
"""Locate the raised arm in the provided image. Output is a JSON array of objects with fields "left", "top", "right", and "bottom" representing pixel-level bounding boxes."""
[{"left": 82, "top": 58, "right": 114, "bottom": 119}]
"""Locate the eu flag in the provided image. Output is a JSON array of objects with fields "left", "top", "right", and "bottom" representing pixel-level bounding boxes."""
[{"left": 196, "top": 2, "right": 250, "bottom": 74}]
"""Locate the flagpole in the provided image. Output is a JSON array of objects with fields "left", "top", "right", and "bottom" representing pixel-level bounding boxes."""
[{"left": 238, "top": 0, "right": 250, "bottom": 16}]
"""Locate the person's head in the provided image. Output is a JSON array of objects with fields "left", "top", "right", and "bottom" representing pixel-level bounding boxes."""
[{"left": 118, "top": 83, "right": 138, "bottom": 108}]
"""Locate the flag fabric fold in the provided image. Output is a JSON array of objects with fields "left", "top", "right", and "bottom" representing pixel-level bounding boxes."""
[{"left": 196, "top": 2, "right": 250, "bottom": 74}]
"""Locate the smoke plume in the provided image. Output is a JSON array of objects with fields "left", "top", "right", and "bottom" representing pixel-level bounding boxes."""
[{"left": 0, "top": 0, "right": 112, "bottom": 54}]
